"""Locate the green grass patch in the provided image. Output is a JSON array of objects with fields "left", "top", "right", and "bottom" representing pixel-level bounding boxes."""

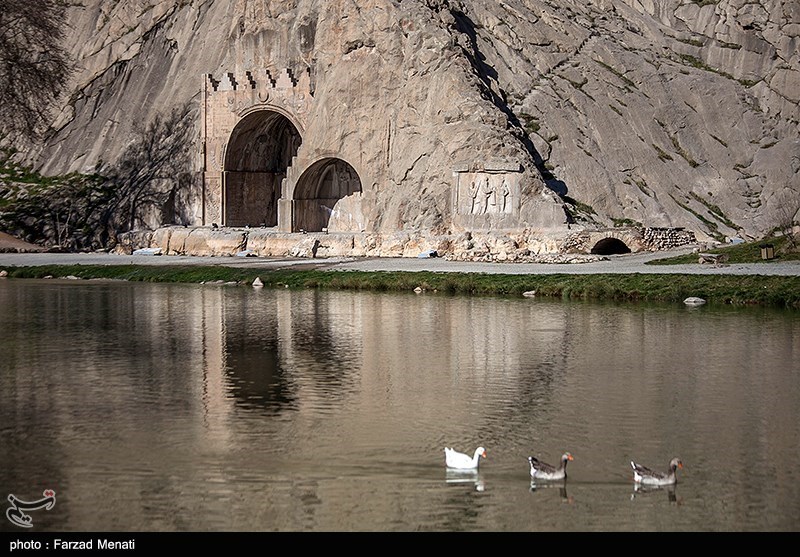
[
  {"left": 671, "top": 194, "right": 726, "bottom": 242},
  {"left": 652, "top": 143, "right": 674, "bottom": 162},
  {"left": 689, "top": 192, "right": 738, "bottom": 229},
  {"left": 738, "top": 78, "right": 760, "bottom": 88},
  {"left": 594, "top": 60, "right": 637, "bottom": 88},
  {"left": 676, "top": 53, "right": 758, "bottom": 88},
  {"left": 677, "top": 53, "right": 735, "bottom": 80},
  {"left": 612, "top": 218, "right": 643, "bottom": 228},
  {"left": 646, "top": 236, "right": 800, "bottom": 266},
  {"left": 677, "top": 37, "right": 706, "bottom": 47},
  {"left": 632, "top": 177, "right": 652, "bottom": 196},
  {"left": 562, "top": 196, "right": 596, "bottom": 215},
  {"left": 518, "top": 112, "right": 541, "bottom": 134},
  {"left": 670, "top": 136, "right": 699, "bottom": 167},
  {"left": 2, "top": 264, "right": 799, "bottom": 309}
]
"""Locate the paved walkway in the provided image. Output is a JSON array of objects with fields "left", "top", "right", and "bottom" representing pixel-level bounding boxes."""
[{"left": 1, "top": 249, "right": 799, "bottom": 276}]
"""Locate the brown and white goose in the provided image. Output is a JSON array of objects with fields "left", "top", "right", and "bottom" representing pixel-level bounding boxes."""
[
  {"left": 528, "top": 452, "right": 574, "bottom": 481},
  {"left": 631, "top": 458, "right": 683, "bottom": 486}
]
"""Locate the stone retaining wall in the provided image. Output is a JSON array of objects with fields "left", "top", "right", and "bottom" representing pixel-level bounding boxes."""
[
  {"left": 114, "top": 225, "right": 696, "bottom": 260},
  {"left": 641, "top": 227, "right": 697, "bottom": 250}
]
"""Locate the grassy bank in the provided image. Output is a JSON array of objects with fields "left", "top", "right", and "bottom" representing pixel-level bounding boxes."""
[
  {"left": 2, "top": 264, "right": 800, "bottom": 308},
  {"left": 646, "top": 235, "right": 800, "bottom": 265}
]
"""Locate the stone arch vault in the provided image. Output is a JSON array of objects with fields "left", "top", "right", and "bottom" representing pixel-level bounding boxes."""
[
  {"left": 293, "top": 158, "right": 363, "bottom": 232},
  {"left": 223, "top": 109, "right": 301, "bottom": 227},
  {"left": 201, "top": 68, "right": 367, "bottom": 233}
]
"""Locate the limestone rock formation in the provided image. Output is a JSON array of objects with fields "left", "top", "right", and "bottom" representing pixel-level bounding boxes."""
[{"left": 17, "top": 0, "right": 800, "bottom": 254}]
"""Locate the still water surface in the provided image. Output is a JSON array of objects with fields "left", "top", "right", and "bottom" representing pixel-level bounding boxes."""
[{"left": 0, "top": 279, "right": 798, "bottom": 531}]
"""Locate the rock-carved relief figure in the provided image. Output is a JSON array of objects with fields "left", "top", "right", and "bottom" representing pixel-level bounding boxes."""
[
  {"left": 468, "top": 179, "right": 480, "bottom": 215},
  {"left": 247, "top": 133, "right": 277, "bottom": 172},
  {"left": 207, "top": 188, "right": 221, "bottom": 224},
  {"left": 501, "top": 177, "right": 512, "bottom": 214},
  {"left": 482, "top": 175, "right": 496, "bottom": 214},
  {"left": 209, "top": 144, "right": 220, "bottom": 171}
]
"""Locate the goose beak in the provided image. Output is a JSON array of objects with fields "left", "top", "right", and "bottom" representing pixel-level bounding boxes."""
[
  {"left": 568, "top": 454, "right": 574, "bottom": 461},
  {"left": 678, "top": 462, "right": 684, "bottom": 469}
]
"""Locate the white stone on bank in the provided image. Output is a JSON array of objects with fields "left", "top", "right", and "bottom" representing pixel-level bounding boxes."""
[{"left": 683, "top": 297, "right": 706, "bottom": 306}]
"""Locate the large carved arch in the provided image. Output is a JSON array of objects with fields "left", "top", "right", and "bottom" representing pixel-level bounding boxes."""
[
  {"left": 201, "top": 68, "right": 312, "bottom": 228},
  {"left": 223, "top": 110, "right": 301, "bottom": 227}
]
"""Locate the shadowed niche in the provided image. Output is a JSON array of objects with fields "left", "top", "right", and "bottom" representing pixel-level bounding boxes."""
[
  {"left": 293, "top": 158, "right": 362, "bottom": 232},
  {"left": 223, "top": 110, "right": 301, "bottom": 227}
]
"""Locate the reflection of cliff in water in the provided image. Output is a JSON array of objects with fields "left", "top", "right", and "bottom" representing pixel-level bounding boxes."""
[
  {"left": 221, "top": 292, "right": 296, "bottom": 414},
  {"left": 220, "top": 289, "right": 364, "bottom": 414},
  {"left": 285, "top": 290, "right": 362, "bottom": 404},
  {"left": 224, "top": 333, "right": 294, "bottom": 414}
]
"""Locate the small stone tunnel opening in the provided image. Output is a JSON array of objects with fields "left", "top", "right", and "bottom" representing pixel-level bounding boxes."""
[{"left": 590, "top": 237, "right": 632, "bottom": 255}]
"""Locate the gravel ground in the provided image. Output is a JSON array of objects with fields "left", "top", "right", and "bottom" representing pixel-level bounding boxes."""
[{"left": 1, "top": 248, "right": 799, "bottom": 276}]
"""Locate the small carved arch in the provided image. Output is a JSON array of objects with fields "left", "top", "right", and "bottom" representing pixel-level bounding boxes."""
[{"left": 293, "top": 158, "right": 363, "bottom": 232}]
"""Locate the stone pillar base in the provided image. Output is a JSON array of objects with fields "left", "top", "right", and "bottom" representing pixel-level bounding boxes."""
[{"left": 278, "top": 199, "right": 293, "bottom": 232}]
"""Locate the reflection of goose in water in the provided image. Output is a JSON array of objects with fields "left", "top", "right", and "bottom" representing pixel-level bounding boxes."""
[
  {"left": 445, "top": 469, "right": 485, "bottom": 492},
  {"left": 631, "top": 482, "right": 678, "bottom": 504},
  {"left": 529, "top": 481, "right": 573, "bottom": 504}
]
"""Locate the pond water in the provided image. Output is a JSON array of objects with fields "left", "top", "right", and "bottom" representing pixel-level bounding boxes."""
[{"left": 0, "top": 279, "right": 798, "bottom": 532}]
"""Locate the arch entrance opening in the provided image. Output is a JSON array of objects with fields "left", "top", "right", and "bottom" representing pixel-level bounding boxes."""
[
  {"left": 590, "top": 237, "right": 632, "bottom": 255},
  {"left": 223, "top": 110, "right": 301, "bottom": 227},
  {"left": 293, "top": 158, "right": 362, "bottom": 232}
]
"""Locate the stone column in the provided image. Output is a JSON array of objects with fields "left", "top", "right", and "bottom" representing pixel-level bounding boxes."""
[{"left": 278, "top": 198, "right": 293, "bottom": 232}]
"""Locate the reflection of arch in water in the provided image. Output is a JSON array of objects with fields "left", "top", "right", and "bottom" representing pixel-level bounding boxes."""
[
  {"left": 590, "top": 237, "right": 632, "bottom": 255},
  {"left": 221, "top": 294, "right": 297, "bottom": 414},
  {"left": 224, "top": 340, "right": 296, "bottom": 413},
  {"left": 293, "top": 158, "right": 362, "bottom": 232},
  {"left": 220, "top": 289, "right": 363, "bottom": 412},
  {"left": 223, "top": 109, "right": 302, "bottom": 227},
  {"left": 287, "top": 290, "right": 362, "bottom": 401}
]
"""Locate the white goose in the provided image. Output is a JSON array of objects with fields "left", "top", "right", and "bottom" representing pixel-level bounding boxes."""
[{"left": 444, "top": 446, "right": 487, "bottom": 470}]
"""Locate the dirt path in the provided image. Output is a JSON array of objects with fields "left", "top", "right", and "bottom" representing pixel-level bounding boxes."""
[
  {"left": 1, "top": 248, "right": 799, "bottom": 276},
  {"left": 0, "top": 232, "right": 45, "bottom": 253}
]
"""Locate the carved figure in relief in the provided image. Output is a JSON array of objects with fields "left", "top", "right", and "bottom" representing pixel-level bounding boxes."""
[
  {"left": 482, "top": 175, "right": 496, "bottom": 214},
  {"left": 501, "top": 177, "right": 512, "bottom": 214},
  {"left": 469, "top": 179, "right": 482, "bottom": 215}
]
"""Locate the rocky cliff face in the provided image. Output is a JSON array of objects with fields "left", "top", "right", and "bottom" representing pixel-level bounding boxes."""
[
  {"left": 469, "top": 0, "right": 799, "bottom": 241},
  {"left": 27, "top": 0, "right": 800, "bottom": 248}
]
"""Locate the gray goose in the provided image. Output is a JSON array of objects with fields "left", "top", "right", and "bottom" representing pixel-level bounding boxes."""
[
  {"left": 631, "top": 457, "right": 683, "bottom": 486},
  {"left": 528, "top": 452, "right": 574, "bottom": 481}
]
